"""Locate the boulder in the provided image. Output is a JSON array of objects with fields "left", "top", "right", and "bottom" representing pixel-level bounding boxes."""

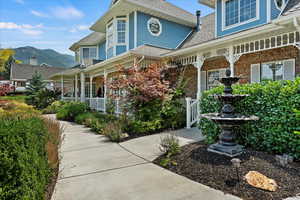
[{"left": 245, "top": 171, "right": 278, "bottom": 192}]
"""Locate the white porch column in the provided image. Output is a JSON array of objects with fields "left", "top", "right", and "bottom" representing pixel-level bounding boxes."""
[
  {"left": 60, "top": 75, "right": 64, "bottom": 100},
  {"left": 196, "top": 54, "right": 205, "bottom": 100},
  {"left": 89, "top": 75, "right": 93, "bottom": 105},
  {"left": 228, "top": 46, "right": 235, "bottom": 77},
  {"left": 103, "top": 70, "right": 108, "bottom": 113},
  {"left": 186, "top": 97, "right": 192, "bottom": 129},
  {"left": 80, "top": 72, "right": 85, "bottom": 103},
  {"left": 75, "top": 74, "right": 78, "bottom": 102}
]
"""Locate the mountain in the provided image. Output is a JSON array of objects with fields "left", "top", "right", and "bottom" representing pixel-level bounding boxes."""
[{"left": 13, "top": 46, "right": 76, "bottom": 68}]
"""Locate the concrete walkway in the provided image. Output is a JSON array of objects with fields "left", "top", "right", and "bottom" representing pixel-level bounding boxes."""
[{"left": 51, "top": 119, "right": 241, "bottom": 200}]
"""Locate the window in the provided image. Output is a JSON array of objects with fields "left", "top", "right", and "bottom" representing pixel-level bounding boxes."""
[
  {"left": 82, "top": 47, "right": 97, "bottom": 59},
  {"left": 261, "top": 61, "right": 284, "bottom": 81},
  {"left": 147, "top": 18, "right": 162, "bottom": 36},
  {"left": 251, "top": 59, "right": 295, "bottom": 83},
  {"left": 225, "top": 0, "right": 257, "bottom": 27},
  {"left": 107, "top": 23, "right": 114, "bottom": 49},
  {"left": 207, "top": 69, "right": 227, "bottom": 89},
  {"left": 117, "top": 20, "right": 126, "bottom": 44}
]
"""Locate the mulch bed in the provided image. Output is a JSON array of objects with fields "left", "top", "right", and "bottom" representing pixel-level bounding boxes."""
[
  {"left": 153, "top": 142, "right": 300, "bottom": 200},
  {"left": 45, "top": 167, "right": 59, "bottom": 200}
]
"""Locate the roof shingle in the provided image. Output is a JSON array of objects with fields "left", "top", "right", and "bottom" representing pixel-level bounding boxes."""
[{"left": 11, "top": 63, "right": 66, "bottom": 81}]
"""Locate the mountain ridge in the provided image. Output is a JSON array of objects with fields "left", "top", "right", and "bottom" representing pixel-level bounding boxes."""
[{"left": 12, "top": 46, "right": 75, "bottom": 68}]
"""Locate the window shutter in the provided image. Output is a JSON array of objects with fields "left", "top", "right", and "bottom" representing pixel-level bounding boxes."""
[
  {"left": 251, "top": 64, "right": 260, "bottom": 83},
  {"left": 201, "top": 71, "right": 207, "bottom": 92},
  {"left": 283, "top": 59, "right": 295, "bottom": 81}
]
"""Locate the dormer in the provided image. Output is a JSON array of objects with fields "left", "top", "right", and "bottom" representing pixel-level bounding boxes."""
[
  {"left": 199, "top": 0, "right": 288, "bottom": 38},
  {"left": 90, "top": 0, "right": 196, "bottom": 59}
]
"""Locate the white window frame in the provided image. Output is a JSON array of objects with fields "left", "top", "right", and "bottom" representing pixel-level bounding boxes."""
[
  {"left": 147, "top": 17, "right": 162, "bottom": 37},
  {"left": 222, "top": 0, "right": 260, "bottom": 31},
  {"left": 106, "top": 16, "right": 129, "bottom": 59},
  {"left": 80, "top": 46, "right": 98, "bottom": 64},
  {"left": 116, "top": 18, "right": 127, "bottom": 45}
]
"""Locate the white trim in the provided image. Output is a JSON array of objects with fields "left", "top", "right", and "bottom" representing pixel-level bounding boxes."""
[
  {"left": 116, "top": 17, "right": 128, "bottom": 46},
  {"left": 274, "top": 0, "right": 286, "bottom": 11},
  {"left": 278, "top": 0, "right": 290, "bottom": 18},
  {"left": 134, "top": 11, "right": 138, "bottom": 48},
  {"left": 126, "top": 13, "right": 130, "bottom": 50},
  {"left": 222, "top": 0, "right": 260, "bottom": 31},
  {"left": 215, "top": 0, "right": 218, "bottom": 38},
  {"left": 147, "top": 17, "right": 162, "bottom": 37},
  {"left": 176, "top": 29, "right": 194, "bottom": 49}
]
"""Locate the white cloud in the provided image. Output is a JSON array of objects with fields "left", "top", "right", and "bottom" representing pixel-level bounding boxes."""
[
  {"left": 31, "top": 10, "right": 49, "bottom": 18},
  {"left": 21, "top": 29, "right": 43, "bottom": 36},
  {"left": 69, "top": 24, "right": 90, "bottom": 33},
  {"left": 15, "top": 0, "right": 24, "bottom": 4},
  {"left": 0, "top": 22, "right": 44, "bottom": 36},
  {"left": 51, "top": 6, "right": 84, "bottom": 20}
]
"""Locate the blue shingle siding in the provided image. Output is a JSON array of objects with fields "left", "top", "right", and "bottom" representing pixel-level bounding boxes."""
[
  {"left": 271, "top": 0, "right": 289, "bottom": 19},
  {"left": 116, "top": 45, "right": 127, "bottom": 55},
  {"left": 216, "top": 0, "right": 267, "bottom": 37},
  {"left": 99, "top": 42, "right": 106, "bottom": 60},
  {"left": 129, "top": 12, "right": 135, "bottom": 50},
  {"left": 136, "top": 12, "right": 192, "bottom": 49}
]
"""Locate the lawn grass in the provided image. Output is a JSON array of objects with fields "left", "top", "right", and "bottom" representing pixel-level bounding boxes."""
[{"left": 0, "top": 95, "right": 26, "bottom": 103}]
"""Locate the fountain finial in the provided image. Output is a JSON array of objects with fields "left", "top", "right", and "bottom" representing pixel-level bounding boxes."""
[{"left": 226, "top": 69, "right": 231, "bottom": 77}]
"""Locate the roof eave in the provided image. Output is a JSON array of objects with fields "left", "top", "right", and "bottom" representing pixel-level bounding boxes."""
[{"left": 198, "top": 0, "right": 215, "bottom": 8}]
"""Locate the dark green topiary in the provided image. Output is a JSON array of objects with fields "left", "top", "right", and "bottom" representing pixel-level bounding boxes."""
[{"left": 199, "top": 78, "right": 300, "bottom": 159}]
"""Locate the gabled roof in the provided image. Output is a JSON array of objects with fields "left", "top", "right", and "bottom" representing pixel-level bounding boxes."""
[
  {"left": 91, "top": 0, "right": 196, "bottom": 32},
  {"left": 180, "top": 13, "right": 215, "bottom": 49},
  {"left": 69, "top": 32, "right": 105, "bottom": 51},
  {"left": 11, "top": 63, "right": 66, "bottom": 81},
  {"left": 282, "top": 0, "right": 300, "bottom": 16}
]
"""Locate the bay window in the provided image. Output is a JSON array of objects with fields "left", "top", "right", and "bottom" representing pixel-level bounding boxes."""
[
  {"left": 106, "top": 17, "right": 128, "bottom": 58},
  {"left": 224, "top": 0, "right": 257, "bottom": 27}
]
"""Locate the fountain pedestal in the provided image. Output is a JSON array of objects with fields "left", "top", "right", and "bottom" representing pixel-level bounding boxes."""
[{"left": 201, "top": 69, "right": 258, "bottom": 157}]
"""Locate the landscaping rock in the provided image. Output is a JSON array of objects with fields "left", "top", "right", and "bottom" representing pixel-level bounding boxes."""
[{"left": 245, "top": 171, "right": 278, "bottom": 192}]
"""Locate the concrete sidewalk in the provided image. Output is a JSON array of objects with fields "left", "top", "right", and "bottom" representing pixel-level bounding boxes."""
[{"left": 51, "top": 119, "right": 241, "bottom": 200}]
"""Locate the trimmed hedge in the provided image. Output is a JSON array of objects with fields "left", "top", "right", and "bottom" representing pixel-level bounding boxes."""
[
  {"left": 0, "top": 115, "right": 50, "bottom": 200},
  {"left": 199, "top": 78, "right": 300, "bottom": 159}
]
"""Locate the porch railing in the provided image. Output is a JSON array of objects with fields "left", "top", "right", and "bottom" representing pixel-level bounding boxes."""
[
  {"left": 186, "top": 97, "right": 200, "bottom": 129},
  {"left": 62, "top": 97, "right": 75, "bottom": 102},
  {"left": 90, "top": 97, "right": 106, "bottom": 112}
]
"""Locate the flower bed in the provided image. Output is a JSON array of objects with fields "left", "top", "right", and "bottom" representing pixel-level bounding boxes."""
[{"left": 154, "top": 142, "right": 300, "bottom": 200}]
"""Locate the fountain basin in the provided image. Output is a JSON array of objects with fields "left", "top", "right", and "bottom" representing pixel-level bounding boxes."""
[{"left": 201, "top": 113, "right": 259, "bottom": 125}]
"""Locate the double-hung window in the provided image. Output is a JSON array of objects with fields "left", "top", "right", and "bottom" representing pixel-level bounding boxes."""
[
  {"left": 117, "top": 19, "right": 126, "bottom": 44},
  {"left": 107, "top": 23, "right": 114, "bottom": 58},
  {"left": 82, "top": 47, "right": 97, "bottom": 59},
  {"left": 225, "top": 0, "right": 257, "bottom": 27}
]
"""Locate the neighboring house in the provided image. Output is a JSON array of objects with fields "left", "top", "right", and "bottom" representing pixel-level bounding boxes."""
[
  {"left": 51, "top": 0, "right": 300, "bottom": 126},
  {"left": 10, "top": 63, "right": 66, "bottom": 93}
]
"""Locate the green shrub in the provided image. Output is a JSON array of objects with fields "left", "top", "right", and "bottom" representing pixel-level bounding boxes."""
[
  {"left": 0, "top": 115, "right": 51, "bottom": 200},
  {"left": 42, "top": 101, "right": 65, "bottom": 114},
  {"left": 56, "top": 102, "right": 88, "bottom": 121},
  {"left": 124, "top": 119, "right": 162, "bottom": 135},
  {"left": 199, "top": 78, "right": 300, "bottom": 159},
  {"left": 74, "top": 112, "right": 96, "bottom": 125},
  {"left": 159, "top": 134, "right": 181, "bottom": 167},
  {"left": 90, "top": 119, "right": 105, "bottom": 134}
]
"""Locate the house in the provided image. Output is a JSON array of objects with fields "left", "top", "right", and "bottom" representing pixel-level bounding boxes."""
[
  {"left": 10, "top": 61, "right": 66, "bottom": 93},
  {"left": 51, "top": 0, "right": 300, "bottom": 125}
]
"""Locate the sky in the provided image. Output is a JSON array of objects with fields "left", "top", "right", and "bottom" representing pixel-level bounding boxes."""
[{"left": 0, "top": 0, "right": 213, "bottom": 55}]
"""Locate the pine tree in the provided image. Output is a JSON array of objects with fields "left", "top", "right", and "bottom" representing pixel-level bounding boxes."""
[{"left": 26, "top": 71, "right": 46, "bottom": 95}]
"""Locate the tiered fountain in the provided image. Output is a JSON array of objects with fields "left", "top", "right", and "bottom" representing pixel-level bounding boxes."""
[{"left": 201, "top": 69, "right": 258, "bottom": 157}]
